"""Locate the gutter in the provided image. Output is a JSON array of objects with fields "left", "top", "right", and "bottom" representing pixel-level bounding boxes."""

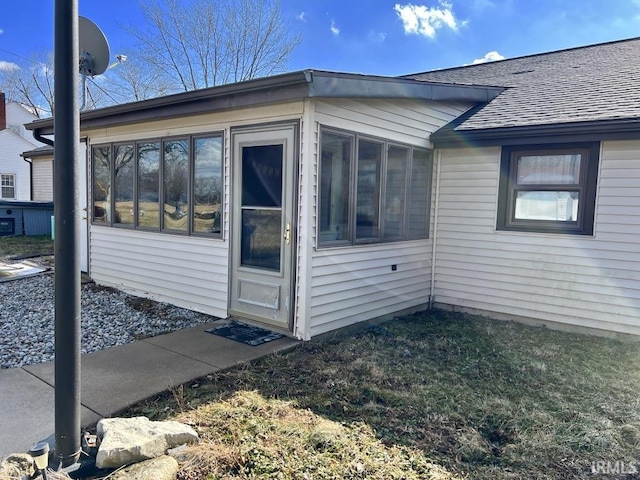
[
  {"left": 25, "top": 69, "right": 502, "bottom": 135},
  {"left": 433, "top": 117, "right": 640, "bottom": 148}
]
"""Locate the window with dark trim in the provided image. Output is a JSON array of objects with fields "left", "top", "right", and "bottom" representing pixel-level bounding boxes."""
[
  {"left": 497, "top": 142, "right": 600, "bottom": 235},
  {"left": 318, "top": 126, "right": 432, "bottom": 247},
  {"left": 91, "top": 132, "right": 223, "bottom": 237}
]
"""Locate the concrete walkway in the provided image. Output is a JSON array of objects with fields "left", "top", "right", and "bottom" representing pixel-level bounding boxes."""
[{"left": 0, "top": 320, "right": 299, "bottom": 458}]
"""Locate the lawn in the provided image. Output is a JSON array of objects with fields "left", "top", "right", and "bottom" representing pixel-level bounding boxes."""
[
  {"left": 124, "top": 311, "right": 640, "bottom": 479},
  {"left": 0, "top": 235, "right": 54, "bottom": 260}
]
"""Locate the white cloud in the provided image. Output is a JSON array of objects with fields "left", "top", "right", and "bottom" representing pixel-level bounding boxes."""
[
  {"left": 297, "top": 12, "right": 306, "bottom": 22},
  {"left": 0, "top": 61, "right": 19, "bottom": 72},
  {"left": 330, "top": 19, "right": 340, "bottom": 36},
  {"left": 0, "top": 29, "right": 4, "bottom": 35},
  {"left": 368, "top": 31, "right": 387, "bottom": 43},
  {"left": 394, "top": 1, "right": 461, "bottom": 38},
  {"left": 472, "top": 51, "right": 505, "bottom": 64}
]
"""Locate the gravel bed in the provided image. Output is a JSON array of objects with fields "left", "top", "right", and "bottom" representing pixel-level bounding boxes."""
[{"left": 0, "top": 272, "right": 218, "bottom": 369}]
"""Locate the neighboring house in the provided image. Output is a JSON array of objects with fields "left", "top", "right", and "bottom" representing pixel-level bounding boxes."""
[
  {"left": 0, "top": 93, "right": 43, "bottom": 200},
  {"left": 25, "top": 37, "right": 640, "bottom": 340},
  {"left": 22, "top": 146, "right": 54, "bottom": 202}
]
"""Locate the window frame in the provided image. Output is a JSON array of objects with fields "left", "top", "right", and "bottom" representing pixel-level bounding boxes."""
[
  {"left": 497, "top": 142, "right": 600, "bottom": 235},
  {"left": 318, "top": 126, "right": 433, "bottom": 248},
  {"left": 91, "top": 131, "right": 224, "bottom": 239},
  {"left": 1, "top": 174, "right": 16, "bottom": 199}
]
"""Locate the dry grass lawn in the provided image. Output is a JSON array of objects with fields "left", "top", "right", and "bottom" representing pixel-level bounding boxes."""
[{"left": 123, "top": 311, "right": 640, "bottom": 479}]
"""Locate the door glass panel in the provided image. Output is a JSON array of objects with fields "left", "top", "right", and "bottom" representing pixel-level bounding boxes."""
[
  {"left": 242, "top": 145, "right": 283, "bottom": 207},
  {"left": 240, "top": 144, "right": 284, "bottom": 272},
  {"left": 241, "top": 209, "right": 282, "bottom": 271}
]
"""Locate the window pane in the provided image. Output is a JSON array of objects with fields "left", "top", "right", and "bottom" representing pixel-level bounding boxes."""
[
  {"left": 163, "top": 139, "right": 189, "bottom": 231},
  {"left": 515, "top": 191, "right": 579, "bottom": 221},
  {"left": 1, "top": 174, "right": 15, "bottom": 199},
  {"left": 384, "top": 145, "right": 408, "bottom": 239},
  {"left": 319, "top": 131, "right": 351, "bottom": 243},
  {"left": 92, "top": 146, "right": 111, "bottom": 223},
  {"left": 242, "top": 145, "right": 283, "bottom": 207},
  {"left": 193, "top": 136, "right": 223, "bottom": 234},
  {"left": 356, "top": 139, "right": 382, "bottom": 239},
  {"left": 517, "top": 154, "right": 581, "bottom": 185},
  {"left": 113, "top": 144, "right": 134, "bottom": 225},
  {"left": 137, "top": 142, "right": 160, "bottom": 228},
  {"left": 408, "top": 148, "right": 431, "bottom": 238},
  {"left": 241, "top": 209, "right": 281, "bottom": 271}
]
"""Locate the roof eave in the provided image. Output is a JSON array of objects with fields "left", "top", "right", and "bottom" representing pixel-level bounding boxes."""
[
  {"left": 432, "top": 118, "right": 640, "bottom": 147},
  {"left": 25, "top": 70, "right": 502, "bottom": 135}
]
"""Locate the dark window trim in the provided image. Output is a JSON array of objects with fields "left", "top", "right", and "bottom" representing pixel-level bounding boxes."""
[
  {"left": 497, "top": 142, "right": 600, "bottom": 235},
  {"left": 91, "top": 131, "right": 224, "bottom": 239},
  {"left": 318, "top": 125, "right": 433, "bottom": 248}
]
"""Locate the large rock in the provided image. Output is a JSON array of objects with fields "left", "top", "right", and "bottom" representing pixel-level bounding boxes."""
[
  {"left": 0, "top": 453, "right": 35, "bottom": 480},
  {"left": 96, "top": 417, "right": 198, "bottom": 469},
  {"left": 106, "top": 455, "right": 179, "bottom": 480}
]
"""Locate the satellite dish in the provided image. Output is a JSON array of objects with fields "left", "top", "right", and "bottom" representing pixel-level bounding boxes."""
[{"left": 78, "top": 16, "right": 110, "bottom": 77}]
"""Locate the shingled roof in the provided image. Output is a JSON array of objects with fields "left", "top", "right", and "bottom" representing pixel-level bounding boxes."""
[{"left": 404, "top": 37, "right": 640, "bottom": 140}]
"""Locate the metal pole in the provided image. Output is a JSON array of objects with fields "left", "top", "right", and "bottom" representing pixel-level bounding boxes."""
[{"left": 54, "top": 0, "right": 81, "bottom": 466}]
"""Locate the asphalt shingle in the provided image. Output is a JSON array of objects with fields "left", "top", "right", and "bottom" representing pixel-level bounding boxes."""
[{"left": 403, "top": 38, "right": 640, "bottom": 131}]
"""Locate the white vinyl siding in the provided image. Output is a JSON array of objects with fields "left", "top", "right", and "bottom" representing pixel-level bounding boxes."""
[
  {"left": 314, "top": 99, "right": 471, "bottom": 149},
  {"left": 31, "top": 157, "right": 54, "bottom": 201},
  {"left": 86, "top": 102, "right": 305, "bottom": 320},
  {"left": 433, "top": 141, "right": 640, "bottom": 336},
  {"left": 305, "top": 99, "right": 471, "bottom": 337},
  {"left": 90, "top": 227, "right": 229, "bottom": 317},
  {"left": 0, "top": 130, "right": 35, "bottom": 200},
  {"left": 309, "top": 242, "right": 431, "bottom": 337}
]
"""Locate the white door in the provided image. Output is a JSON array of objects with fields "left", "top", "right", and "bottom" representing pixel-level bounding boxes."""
[{"left": 229, "top": 124, "right": 297, "bottom": 330}]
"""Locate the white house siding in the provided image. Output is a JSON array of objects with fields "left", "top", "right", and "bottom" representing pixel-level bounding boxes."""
[
  {"left": 433, "top": 141, "right": 640, "bottom": 336},
  {"left": 0, "top": 130, "right": 35, "bottom": 200},
  {"left": 306, "top": 99, "right": 473, "bottom": 337},
  {"left": 314, "top": 99, "right": 471, "bottom": 148},
  {"left": 31, "top": 156, "right": 53, "bottom": 201},
  {"left": 90, "top": 227, "right": 229, "bottom": 317},
  {"left": 84, "top": 102, "right": 305, "bottom": 322}
]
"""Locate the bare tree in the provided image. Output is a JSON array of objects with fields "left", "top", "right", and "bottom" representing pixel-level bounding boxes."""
[
  {"left": 126, "top": 0, "right": 301, "bottom": 92},
  {"left": 1, "top": 52, "right": 55, "bottom": 118}
]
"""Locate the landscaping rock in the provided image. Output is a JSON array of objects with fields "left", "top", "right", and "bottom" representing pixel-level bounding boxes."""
[
  {"left": 105, "top": 455, "right": 179, "bottom": 480},
  {"left": 96, "top": 417, "right": 198, "bottom": 469},
  {"left": 0, "top": 453, "right": 35, "bottom": 480}
]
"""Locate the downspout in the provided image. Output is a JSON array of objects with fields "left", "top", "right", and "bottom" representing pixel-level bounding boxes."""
[
  {"left": 429, "top": 148, "right": 442, "bottom": 309},
  {"left": 22, "top": 156, "right": 33, "bottom": 200},
  {"left": 33, "top": 127, "right": 55, "bottom": 147}
]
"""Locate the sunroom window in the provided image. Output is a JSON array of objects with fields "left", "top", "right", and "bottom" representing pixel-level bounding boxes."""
[
  {"left": 497, "top": 143, "right": 600, "bottom": 235},
  {"left": 318, "top": 127, "right": 432, "bottom": 247},
  {"left": 92, "top": 132, "right": 223, "bottom": 237}
]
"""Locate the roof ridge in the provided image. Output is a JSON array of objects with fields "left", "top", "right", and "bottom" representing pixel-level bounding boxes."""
[{"left": 400, "top": 36, "right": 640, "bottom": 78}]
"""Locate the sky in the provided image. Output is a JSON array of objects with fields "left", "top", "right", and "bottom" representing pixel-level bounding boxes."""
[{"left": 1, "top": 0, "right": 640, "bottom": 79}]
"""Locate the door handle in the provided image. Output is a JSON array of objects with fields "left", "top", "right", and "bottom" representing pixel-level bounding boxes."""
[{"left": 284, "top": 223, "right": 291, "bottom": 245}]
